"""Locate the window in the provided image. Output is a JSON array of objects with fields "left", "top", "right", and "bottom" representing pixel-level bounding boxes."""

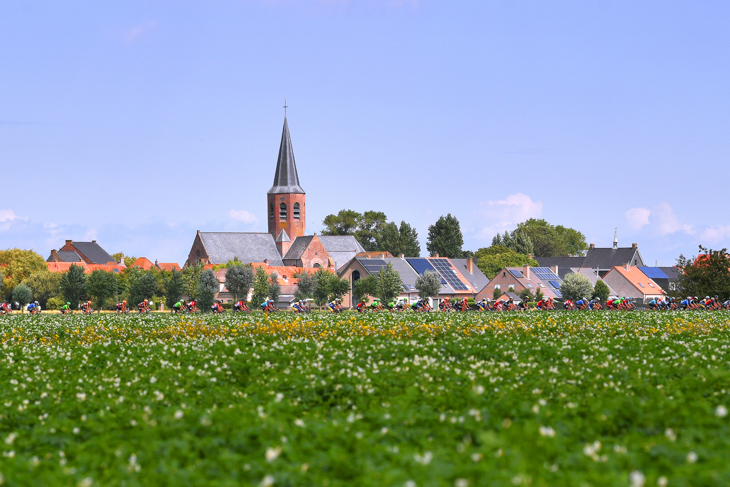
[
  {"left": 494, "top": 284, "right": 501, "bottom": 291},
  {"left": 527, "top": 283, "right": 534, "bottom": 289},
  {"left": 638, "top": 283, "right": 644, "bottom": 288},
  {"left": 649, "top": 283, "right": 655, "bottom": 288},
  {"left": 279, "top": 202, "right": 287, "bottom": 220},
  {"left": 293, "top": 202, "right": 300, "bottom": 220},
  {"left": 508, "top": 285, "right": 515, "bottom": 292},
  {"left": 313, "top": 263, "right": 321, "bottom": 269},
  {"left": 538, "top": 283, "right": 545, "bottom": 288},
  {"left": 269, "top": 203, "right": 274, "bottom": 221},
  {"left": 196, "top": 250, "right": 200, "bottom": 258},
  {"left": 352, "top": 270, "right": 361, "bottom": 282}
]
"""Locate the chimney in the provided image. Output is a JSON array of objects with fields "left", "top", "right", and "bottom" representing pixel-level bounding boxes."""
[
  {"left": 466, "top": 257, "right": 474, "bottom": 274},
  {"left": 92, "top": 240, "right": 97, "bottom": 243},
  {"left": 624, "top": 262, "right": 630, "bottom": 271},
  {"left": 632, "top": 243, "right": 637, "bottom": 250},
  {"left": 434, "top": 254, "right": 439, "bottom": 258},
  {"left": 399, "top": 254, "right": 405, "bottom": 259},
  {"left": 50, "top": 249, "right": 59, "bottom": 261},
  {"left": 65, "top": 239, "right": 72, "bottom": 245},
  {"left": 551, "top": 265, "right": 558, "bottom": 276},
  {"left": 589, "top": 243, "right": 595, "bottom": 250},
  {"left": 264, "top": 259, "right": 269, "bottom": 265},
  {"left": 523, "top": 264, "right": 530, "bottom": 280}
]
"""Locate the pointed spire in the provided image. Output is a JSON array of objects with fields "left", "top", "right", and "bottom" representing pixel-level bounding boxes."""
[
  {"left": 268, "top": 116, "right": 304, "bottom": 195},
  {"left": 613, "top": 227, "right": 618, "bottom": 249}
]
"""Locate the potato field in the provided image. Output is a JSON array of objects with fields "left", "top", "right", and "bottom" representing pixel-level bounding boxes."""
[{"left": 1, "top": 311, "right": 729, "bottom": 486}]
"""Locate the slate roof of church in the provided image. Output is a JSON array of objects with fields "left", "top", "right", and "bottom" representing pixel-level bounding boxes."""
[
  {"left": 583, "top": 247, "right": 643, "bottom": 270},
  {"left": 283, "top": 235, "right": 314, "bottom": 261},
  {"left": 268, "top": 117, "right": 304, "bottom": 195},
  {"left": 318, "top": 236, "right": 366, "bottom": 271},
  {"left": 199, "top": 232, "right": 284, "bottom": 267}
]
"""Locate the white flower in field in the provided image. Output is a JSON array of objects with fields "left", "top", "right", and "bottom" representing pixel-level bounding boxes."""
[
  {"left": 381, "top": 427, "right": 388, "bottom": 435},
  {"left": 665, "top": 428, "right": 676, "bottom": 442},
  {"left": 78, "top": 477, "right": 93, "bottom": 487},
  {"left": 687, "top": 451, "right": 697, "bottom": 463},
  {"left": 413, "top": 451, "right": 433, "bottom": 465},
  {"left": 472, "top": 384, "right": 484, "bottom": 395},
  {"left": 275, "top": 393, "right": 283, "bottom": 403},
  {"left": 265, "top": 447, "right": 281, "bottom": 462},
  {"left": 404, "top": 481, "right": 416, "bottom": 487},
  {"left": 259, "top": 475, "right": 275, "bottom": 487},
  {"left": 149, "top": 377, "right": 157, "bottom": 384},
  {"left": 630, "top": 470, "right": 645, "bottom": 487},
  {"left": 539, "top": 426, "right": 556, "bottom": 438},
  {"left": 127, "top": 454, "right": 140, "bottom": 473},
  {"left": 716, "top": 405, "right": 728, "bottom": 418},
  {"left": 471, "top": 453, "right": 483, "bottom": 462},
  {"left": 294, "top": 419, "right": 305, "bottom": 428},
  {"left": 174, "top": 410, "right": 184, "bottom": 420},
  {"left": 76, "top": 393, "right": 86, "bottom": 401},
  {"left": 657, "top": 476, "right": 668, "bottom": 487},
  {"left": 5, "top": 433, "right": 17, "bottom": 445},
  {"left": 455, "top": 479, "right": 469, "bottom": 487},
  {"left": 72, "top": 427, "right": 80, "bottom": 435}
]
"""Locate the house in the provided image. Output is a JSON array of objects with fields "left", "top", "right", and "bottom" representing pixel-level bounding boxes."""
[
  {"left": 602, "top": 264, "right": 664, "bottom": 304},
  {"left": 636, "top": 267, "right": 680, "bottom": 296},
  {"left": 47, "top": 240, "right": 116, "bottom": 265},
  {"left": 569, "top": 268, "right": 618, "bottom": 297},
  {"left": 338, "top": 257, "right": 422, "bottom": 308},
  {"left": 282, "top": 235, "right": 365, "bottom": 271},
  {"left": 130, "top": 257, "right": 181, "bottom": 272},
  {"left": 477, "top": 265, "right": 564, "bottom": 301},
  {"left": 536, "top": 234, "right": 645, "bottom": 278}
]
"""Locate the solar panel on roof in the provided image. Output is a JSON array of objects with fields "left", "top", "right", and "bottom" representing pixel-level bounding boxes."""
[
  {"left": 549, "top": 280, "right": 561, "bottom": 289},
  {"left": 532, "top": 267, "right": 560, "bottom": 281},
  {"left": 638, "top": 267, "right": 669, "bottom": 280},
  {"left": 553, "top": 290, "right": 563, "bottom": 298},
  {"left": 509, "top": 269, "right": 523, "bottom": 278},
  {"left": 407, "top": 258, "right": 447, "bottom": 284},
  {"left": 431, "top": 258, "right": 470, "bottom": 291}
]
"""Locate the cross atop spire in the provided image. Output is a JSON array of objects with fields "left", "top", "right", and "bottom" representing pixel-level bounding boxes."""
[{"left": 283, "top": 98, "right": 288, "bottom": 117}]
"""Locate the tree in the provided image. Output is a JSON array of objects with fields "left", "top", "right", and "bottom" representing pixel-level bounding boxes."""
[
  {"left": 380, "top": 221, "right": 421, "bottom": 257},
  {"left": 225, "top": 264, "right": 254, "bottom": 304},
  {"left": 251, "top": 267, "right": 271, "bottom": 307},
  {"left": 519, "top": 287, "right": 533, "bottom": 303},
  {"left": 197, "top": 269, "right": 219, "bottom": 311},
  {"left": 13, "top": 284, "right": 33, "bottom": 312},
  {"left": 353, "top": 275, "right": 378, "bottom": 302},
  {"left": 415, "top": 270, "right": 441, "bottom": 299},
  {"left": 126, "top": 269, "right": 158, "bottom": 306},
  {"left": 376, "top": 263, "right": 403, "bottom": 304},
  {"left": 493, "top": 287, "right": 502, "bottom": 300},
  {"left": 182, "top": 262, "right": 204, "bottom": 299},
  {"left": 593, "top": 279, "right": 610, "bottom": 302},
  {"left": 164, "top": 269, "right": 185, "bottom": 309},
  {"left": 534, "top": 287, "right": 544, "bottom": 303},
  {"left": 60, "top": 264, "right": 87, "bottom": 306},
  {"left": 560, "top": 273, "right": 593, "bottom": 302},
  {"left": 474, "top": 246, "right": 539, "bottom": 279},
  {"left": 321, "top": 209, "right": 360, "bottom": 236},
  {"left": 268, "top": 272, "right": 281, "bottom": 305},
  {"left": 294, "top": 271, "right": 317, "bottom": 301},
  {"left": 21, "top": 271, "right": 62, "bottom": 308},
  {"left": 0, "top": 249, "right": 47, "bottom": 300},
  {"left": 491, "top": 229, "right": 534, "bottom": 256},
  {"left": 427, "top": 214, "right": 464, "bottom": 258},
  {"left": 86, "top": 270, "right": 118, "bottom": 311},
  {"left": 356, "top": 211, "right": 388, "bottom": 251},
  {"left": 515, "top": 219, "right": 587, "bottom": 257},
  {"left": 676, "top": 246, "right": 730, "bottom": 300},
  {"left": 312, "top": 269, "right": 349, "bottom": 307}
]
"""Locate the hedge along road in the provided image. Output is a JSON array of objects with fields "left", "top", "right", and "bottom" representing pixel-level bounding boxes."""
[{"left": 0, "top": 311, "right": 728, "bottom": 486}]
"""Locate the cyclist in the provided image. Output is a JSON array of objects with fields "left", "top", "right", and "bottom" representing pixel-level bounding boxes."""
[
  {"left": 137, "top": 299, "right": 150, "bottom": 314},
  {"left": 61, "top": 302, "right": 72, "bottom": 314}
]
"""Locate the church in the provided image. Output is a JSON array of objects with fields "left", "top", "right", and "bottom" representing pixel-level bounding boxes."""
[{"left": 184, "top": 114, "right": 364, "bottom": 271}]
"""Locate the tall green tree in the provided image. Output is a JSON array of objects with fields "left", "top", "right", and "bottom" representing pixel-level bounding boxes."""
[
  {"left": 321, "top": 209, "right": 360, "bottom": 236},
  {"left": 0, "top": 249, "right": 47, "bottom": 300},
  {"left": 376, "top": 263, "right": 403, "bottom": 304},
  {"left": 294, "top": 271, "right": 317, "bottom": 301},
  {"left": 197, "top": 269, "right": 219, "bottom": 311},
  {"left": 21, "top": 271, "right": 62, "bottom": 308},
  {"left": 268, "top": 272, "right": 281, "bottom": 305},
  {"left": 182, "top": 262, "right": 204, "bottom": 299},
  {"left": 353, "top": 275, "right": 378, "bottom": 302},
  {"left": 676, "top": 246, "right": 730, "bottom": 300},
  {"left": 126, "top": 269, "right": 158, "bottom": 306},
  {"left": 415, "top": 270, "right": 441, "bottom": 299},
  {"left": 492, "top": 229, "right": 534, "bottom": 256},
  {"left": 60, "top": 264, "right": 87, "bottom": 306},
  {"left": 356, "top": 211, "right": 388, "bottom": 251},
  {"left": 164, "top": 269, "right": 185, "bottom": 309},
  {"left": 312, "top": 269, "right": 349, "bottom": 307},
  {"left": 322, "top": 209, "right": 419, "bottom": 254},
  {"left": 380, "top": 221, "right": 421, "bottom": 257},
  {"left": 427, "top": 214, "right": 464, "bottom": 258},
  {"left": 515, "top": 219, "right": 587, "bottom": 257},
  {"left": 251, "top": 267, "right": 271, "bottom": 306},
  {"left": 225, "top": 264, "right": 254, "bottom": 304},
  {"left": 593, "top": 279, "right": 610, "bottom": 302},
  {"left": 86, "top": 270, "right": 118, "bottom": 311},
  {"left": 474, "top": 246, "right": 539, "bottom": 280},
  {"left": 560, "top": 273, "right": 593, "bottom": 302},
  {"left": 13, "top": 284, "right": 33, "bottom": 312}
]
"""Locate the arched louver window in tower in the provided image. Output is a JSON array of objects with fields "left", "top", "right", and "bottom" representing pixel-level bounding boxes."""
[
  {"left": 293, "top": 202, "right": 300, "bottom": 220},
  {"left": 279, "top": 202, "right": 287, "bottom": 220},
  {"left": 269, "top": 203, "right": 274, "bottom": 221}
]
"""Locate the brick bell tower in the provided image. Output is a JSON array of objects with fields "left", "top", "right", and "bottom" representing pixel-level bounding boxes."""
[{"left": 268, "top": 111, "right": 305, "bottom": 256}]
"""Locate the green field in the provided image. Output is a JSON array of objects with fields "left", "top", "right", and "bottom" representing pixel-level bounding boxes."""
[{"left": 1, "top": 311, "right": 729, "bottom": 486}]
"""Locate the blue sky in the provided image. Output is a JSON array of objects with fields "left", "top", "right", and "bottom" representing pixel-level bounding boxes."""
[{"left": 2, "top": 1, "right": 729, "bottom": 266}]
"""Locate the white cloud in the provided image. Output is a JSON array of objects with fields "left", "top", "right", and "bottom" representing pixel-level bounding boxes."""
[
  {"left": 700, "top": 225, "right": 730, "bottom": 244},
  {"left": 0, "top": 209, "right": 24, "bottom": 223},
  {"left": 625, "top": 207, "right": 651, "bottom": 231},
  {"left": 125, "top": 21, "right": 158, "bottom": 43},
  {"left": 228, "top": 209, "right": 258, "bottom": 225},
  {"left": 476, "top": 193, "right": 543, "bottom": 239},
  {"left": 624, "top": 202, "right": 693, "bottom": 236}
]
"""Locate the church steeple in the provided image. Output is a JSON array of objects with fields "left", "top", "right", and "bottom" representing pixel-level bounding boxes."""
[
  {"left": 268, "top": 117, "right": 304, "bottom": 195},
  {"left": 267, "top": 111, "right": 306, "bottom": 250}
]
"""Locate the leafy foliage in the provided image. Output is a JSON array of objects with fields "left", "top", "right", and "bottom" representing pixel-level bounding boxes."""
[
  {"left": 127, "top": 268, "right": 158, "bottom": 306},
  {"left": 182, "top": 262, "right": 204, "bottom": 299},
  {"left": 225, "top": 264, "right": 254, "bottom": 303},
  {"left": 0, "top": 248, "right": 47, "bottom": 300},
  {"left": 21, "top": 271, "right": 62, "bottom": 308},
  {"left": 593, "top": 279, "right": 610, "bottom": 302},
  {"left": 312, "top": 269, "right": 349, "bottom": 307},
  {"left": 426, "top": 214, "right": 464, "bottom": 258},
  {"left": 474, "top": 246, "right": 539, "bottom": 279},
  {"left": 519, "top": 287, "right": 533, "bottom": 303},
  {"left": 164, "top": 269, "right": 185, "bottom": 309},
  {"left": 60, "top": 264, "right": 87, "bottom": 306},
  {"left": 86, "top": 270, "right": 118, "bottom": 310},
  {"left": 415, "top": 270, "right": 441, "bottom": 299},
  {"left": 197, "top": 269, "right": 219, "bottom": 311},
  {"left": 376, "top": 263, "right": 403, "bottom": 304},
  {"left": 12, "top": 284, "right": 33, "bottom": 311},
  {"left": 322, "top": 209, "right": 420, "bottom": 254},
  {"left": 379, "top": 221, "right": 421, "bottom": 257},
  {"left": 353, "top": 275, "right": 378, "bottom": 302},
  {"left": 676, "top": 247, "right": 730, "bottom": 300},
  {"left": 515, "top": 219, "right": 588, "bottom": 257},
  {"left": 491, "top": 228, "right": 534, "bottom": 256},
  {"left": 268, "top": 272, "right": 281, "bottom": 304},
  {"left": 560, "top": 272, "right": 593, "bottom": 302},
  {"left": 251, "top": 267, "right": 271, "bottom": 306},
  {"left": 294, "top": 271, "right": 317, "bottom": 301}
]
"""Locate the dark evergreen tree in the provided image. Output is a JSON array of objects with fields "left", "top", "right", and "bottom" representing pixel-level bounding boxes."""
[
  {"left": 86, "top": 270, "right": 118, "bottom": 311},
  {"left": 268, "top": 272, "right": 281, "bottom": 305},
  {"left": 164, "top": 269, "right": 185, "bottom": 309},
  {"left": 426, "top": 214, "right": 464, "bottom": 258},
  {"left": 294, "top": 271, "right": 317, "bottom": 301},
  {"left": 376, "top": 263, "right": 403, "bottom": 304},
  {"left": 196, "top": 269, "right": 218, "bottom": 311},
  {"left": 127, "top": 269, "right": 158, "bottom": 307},
  {"left": 225, "top": 264, "right": 254, "bottom": 304},
  {"left": 60, "top": 264, "right": 87, "bottom": 306}
]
